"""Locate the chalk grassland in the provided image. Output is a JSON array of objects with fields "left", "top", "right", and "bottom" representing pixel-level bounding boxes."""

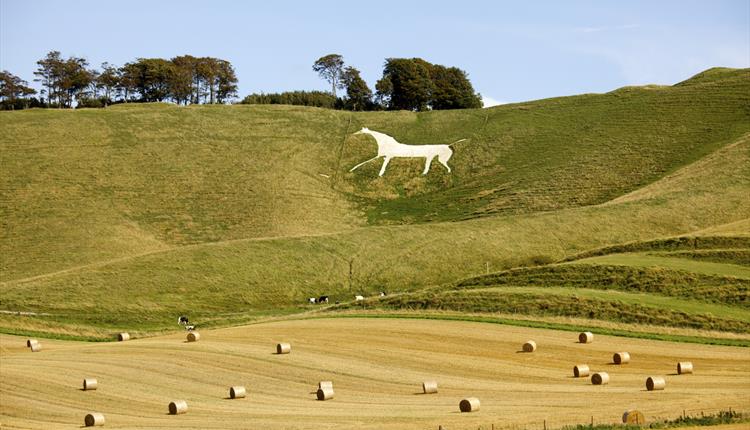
[
  {"left": 1, "top": 319, "right": 748, "bottom": 429},
  {"left": 0, "top": 67, "right": 748, "bottom": 340},
  {"left": 1, "top": 130, "right": 747, "bottom": 339},
  {"left": 1, "top": 68, "right": 748, "bottom": 280}
]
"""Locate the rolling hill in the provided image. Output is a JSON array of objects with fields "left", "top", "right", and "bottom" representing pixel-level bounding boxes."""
[{"left": 0, "top": 67, "right": 748, "bottom": 341}]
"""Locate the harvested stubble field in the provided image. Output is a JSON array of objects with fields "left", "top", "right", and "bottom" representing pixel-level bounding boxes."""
[{"left": 1, "top": 318, "right": 747, "bottom": 429}]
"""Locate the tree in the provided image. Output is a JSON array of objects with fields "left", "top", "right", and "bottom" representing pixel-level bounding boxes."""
[
  {"left": 120, "top": 58, "right": 173, "bottom": 102},
  {"left": 341, "top": 66, "right": 372, "bottom": 111},
  {"left": 196, "top": 57, "right": 220, "bottom": 104},
  {"left": 58, "top": 56, "right": 94, "bottom": 107},
  {"left": 312, "top": 54, "right": 345, "bottom": 98},
  {"left": 216, "top": 60, "right": 238, "bottom": 103},
  {"left": 375, "top": 58, "right": 481, "bottom": 111},
  {"left": 0, "top": 70, "right": 36, "bottom": 109},
  {"left": 169, "top": 56, "right": 195, "bottom": 105},
  {"left": 377, "top": 58, "right": 433, "bottom": 111},
  {"left": 34, "top": 51, "right": 64, "bottom": 106},
  {"left": 97, "top": 62, "right": 120, "bottom": 106},
  {"left": 429, "top": 65, "right": 482, "bottom": 109}
]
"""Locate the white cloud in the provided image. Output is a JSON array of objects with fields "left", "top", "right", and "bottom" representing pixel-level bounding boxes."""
[{"left": 482, "top": 96, "right": 506, "bottom": 108}]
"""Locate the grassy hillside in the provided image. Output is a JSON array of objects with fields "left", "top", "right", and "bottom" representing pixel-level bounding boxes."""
[
  {"left": 0, "top": 68, "right": 748, "bottom": 340},
  {"left": 1, "top": 131, "right": 747, "bottom": 340},
  {"left": 1, "top": 68, "right": 748, "bottom": 282}
]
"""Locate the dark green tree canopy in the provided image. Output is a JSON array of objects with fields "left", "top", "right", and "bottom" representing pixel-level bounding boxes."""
[
  {"left": 341, "top": 66, "right": 372, "bottom": 111},
  {"left": 376, "top": 58, "right": 481, "bottom": 111},
  {"left": 377, "top": 58, "right": 433, "bottom": 111}
]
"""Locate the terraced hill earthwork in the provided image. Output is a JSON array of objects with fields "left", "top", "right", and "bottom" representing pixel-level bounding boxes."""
[{"left": 0, "top": 67, "right": 748, "bottom": 428}]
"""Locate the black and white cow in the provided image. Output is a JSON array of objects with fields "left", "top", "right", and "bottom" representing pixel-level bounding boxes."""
[
  {"left": 308, "top": 297, "right": 317, "bottom": 304},
  {"left": 178, "top": 316, "right": 189, "bottom": 325},
  {"left": 318, "top": 296, "right": 329, "bottom": 304}
]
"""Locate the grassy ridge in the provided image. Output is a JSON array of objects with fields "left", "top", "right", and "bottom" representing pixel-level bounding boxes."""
[
  {"left": 339, "top": 288, "right": 749, "bottom": 332},
  {"left": 562, "top": 236, "right": 750, "bottom": 261},
  {"left": 458, "top": 263, "right": 749, "bottom": 306}
]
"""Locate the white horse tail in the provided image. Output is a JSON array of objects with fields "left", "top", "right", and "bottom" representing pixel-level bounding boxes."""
[{"left": 448, "top": 138, "right": 468, "bottom": 147}]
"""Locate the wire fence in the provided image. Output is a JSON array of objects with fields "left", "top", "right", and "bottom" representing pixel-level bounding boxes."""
[{"left": 434, "top": 406, "right": 747, "bottom": 430}]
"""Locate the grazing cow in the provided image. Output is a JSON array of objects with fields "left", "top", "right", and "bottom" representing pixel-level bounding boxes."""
[
  {"left": 178, "top": 316, "right": 189, "bottom": 325},
  {"left": 308, "top": 297, "right": 317, "bottom": 304},
  {"left": 379, "top": 291, "right": 387, "bottom": 297},
  {"left": 185, "top": 325, "right": 195, "bottom": 331},
  {"left": 318, "top": 296, "right": 329, "bottom": 304},
  {"left": 355, "top": 295, "right": 364, "bottom": 301}
]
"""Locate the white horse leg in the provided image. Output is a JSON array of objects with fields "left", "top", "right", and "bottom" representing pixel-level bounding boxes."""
[
  {"left": 438, "top": 148, "right": 452, "bottom": 172},
  {"left": 423, "top": 156, "right": 434, "bottom": 175},
  {"left": 379, "top": 157, "right": 391, "bottom": 176}
]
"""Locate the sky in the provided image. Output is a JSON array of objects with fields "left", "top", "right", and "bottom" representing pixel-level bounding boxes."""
[{"left": 1, "top": 0, "right": 748, "bottom": 106}]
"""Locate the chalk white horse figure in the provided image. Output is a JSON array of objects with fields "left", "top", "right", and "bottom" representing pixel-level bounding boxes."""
[{"left": 350, "top": 128, "right": 465, "bottom": 176}]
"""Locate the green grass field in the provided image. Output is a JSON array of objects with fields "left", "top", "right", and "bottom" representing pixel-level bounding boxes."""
[{"left": 0, "top": 67, "right": 748, "bottom": 343}]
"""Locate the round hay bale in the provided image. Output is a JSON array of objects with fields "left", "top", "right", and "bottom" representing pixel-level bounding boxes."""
[
  {"left": 622, "top": 410, "right": 646, "bottom": 424},
  {"left": 316, "top": 387, "right": 334, "bottom": 401},
  {"left": 117, "top": 333, "right": 130, "bottom": 342},
  {"left": 578, "top": 332, "right": 593, "bottom": 343},
  {"left": 591, "top": 372, "right": 609, "bottom": 385},
  {"left": 318, "top": 381, "right": 333, "bottom": 391},
  {"left": 229, "top": 386, "right": 246, "bottom": 399},
  {"left": 573, "top": 364, "right": 590, "bottom": 378},
  {"left": 276, "top": 343, "right": 291, "bottom": 354},
  {"left": 83, "top": 378, "right": 98, "bottom": 391},
  {"left": 422, "top": 380, "right": 438, "bottom": 394},
  {"left": 30, "top": 342, "right": 42, "bottom": 352},
  {"left": 677, "top": 361, "right": 693, "bottom": 374},
  {"left": 26, "top": 339, "right": 38, "bottom": 347},
  {"left": 646, "top": 376, "right": 666, "bottom": 391},
  {"left": 84, "top": 412, "right": 105, "bottom": 427},
  {"left": 186, "top": 332, "right": 200, "bottom": 342},
  {"left": 522, "top": 340, "right": 537, "bottom": 352},
  {"left": 168, "top": 400, "right": 188, "bottom": 415},
  {"left": 613, "top": 351, "right": 630, "bottom": 364},
  {"left": 459, "top": 397, "right": 480, "bottom": 413}
]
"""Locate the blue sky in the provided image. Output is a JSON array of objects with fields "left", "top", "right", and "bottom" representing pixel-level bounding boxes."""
[{"left": 1, "top": 0, "right": 748, "bottom": 105}]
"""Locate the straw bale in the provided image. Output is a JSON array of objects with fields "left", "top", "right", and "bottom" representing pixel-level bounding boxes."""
[
  {"left": 230, "top": 386, "right": 246, "bottom": 399},
  {"left": 169, "top": 400, "right": 188, "bottom": 415},
  {"left": 459, "top": 397, "right": 480, "bottom": 412},
  {"left": 591, "top": 372, "right": 609, "bottom": 385},
  {"left": 646, "top": 376, "right": 665, "bottom": 391},
  {"left": 83, "top": 378, "right": 98, "bottom": 391},
  {"left": 613, "top": 352, "right": 630, "bottom": 364},
  {"left": 84, "top": 412, "right": 105, "bottom": 426},
  {"left": 623, "top": 410, "right": 645, "bottom": 424},
  {"left": 573, "top": 364, "right": 590, "bottom": 378},
  {"left": 317, "top": 387, "right": 334, "bottom": 400},
  {"left": 422, "top": 380, "right": 438, "bottom": 394},
  {"left": 276, "top": 343, "right": 291, "bottom": 354},
  {"left": 677, "top": 362, "right": 693, "bottom": 374}
]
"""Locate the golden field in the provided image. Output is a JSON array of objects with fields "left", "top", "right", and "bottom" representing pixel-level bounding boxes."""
[{"left": 1, "top": 318, "right": 747, "bottom": 429}]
